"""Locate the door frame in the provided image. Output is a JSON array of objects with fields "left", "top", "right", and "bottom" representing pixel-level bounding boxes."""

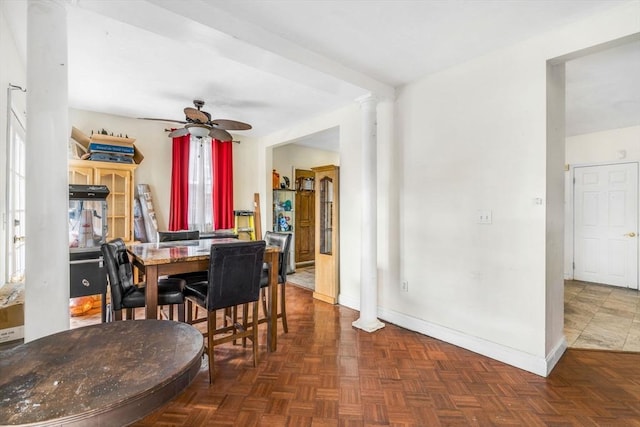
[{"left": 566, "top": 160, "right": 640, "bottom": 288}]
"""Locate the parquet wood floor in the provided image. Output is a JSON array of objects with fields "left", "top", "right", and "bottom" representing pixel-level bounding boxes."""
[{"left": 130, "top": 285, "right": 640, "bottom": 427}]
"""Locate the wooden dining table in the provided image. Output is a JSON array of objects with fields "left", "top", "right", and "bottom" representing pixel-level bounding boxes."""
[
  {"left": 0, "top": 320, "right": 203, "bottom": 426},
  {"left": 127, "top": 238, "right": 281, "bottom": 352}
]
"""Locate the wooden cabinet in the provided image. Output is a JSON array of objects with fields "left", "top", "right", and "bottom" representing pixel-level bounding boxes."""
[
  {"left": 312, "top": 165, "right": 339, "bottom": 304},
  {"left": 68, "top": 159, "right": 137, "bottom": 242}
]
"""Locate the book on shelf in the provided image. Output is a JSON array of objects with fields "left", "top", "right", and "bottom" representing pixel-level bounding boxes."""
[{"left": 88, "top": 142, "right": 135, "bottom": 156}]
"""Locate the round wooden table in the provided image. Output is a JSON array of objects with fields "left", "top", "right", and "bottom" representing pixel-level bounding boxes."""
[{"left": 0, "top": 320, "right": 203, "bottom": 426}]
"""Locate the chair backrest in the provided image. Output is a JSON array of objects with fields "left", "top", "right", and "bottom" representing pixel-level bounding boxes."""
[
  {"left": 100, "top": 238, "right": 136, "bottom": 311},
  {"left": 158, "top": 230, "right": 200, "bottom": 242},
  {"left": 264, "top": 231, "right": 292, "bottom": 283},
  {"left": 206, "top": 241, "right": 266, "bottom": 311}
]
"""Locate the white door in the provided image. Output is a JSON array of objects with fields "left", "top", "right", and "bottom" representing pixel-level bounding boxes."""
[{"left": 574, "top": 163, "right": 638, "bottom": 289}]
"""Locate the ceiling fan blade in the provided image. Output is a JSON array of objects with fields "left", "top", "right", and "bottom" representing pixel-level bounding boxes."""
[
  {"left": 168, "top": 127, "right": 190, "bottom": 138},
  {"left": 184, "top": 107, "right": 209, "bottom": 124},
  {"left": 139, "top": 117, "right": 186, "bottom": 124},
  {"left": 209, "top": 128, "right": 233, "bottom": 141},
  {"left": 211, "top": 119, "right": 252, "bottom": 131}
]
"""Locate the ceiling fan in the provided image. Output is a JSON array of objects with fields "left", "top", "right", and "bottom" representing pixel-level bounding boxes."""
[{"left": 141, "top": 99, "right": 252, "bottom": 141}]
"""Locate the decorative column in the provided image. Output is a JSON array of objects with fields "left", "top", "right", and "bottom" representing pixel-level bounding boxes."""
[
  {"left": 24, "top": 0, "right": 70, "bottom": 341},
  {"left": 352, "top": 94, "right": 385, "bottom": 333}
]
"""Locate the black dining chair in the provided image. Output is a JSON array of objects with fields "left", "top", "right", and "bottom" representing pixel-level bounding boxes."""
[
  {"left": 101, "top": 238, "right": 186, "bottom": 321},
  {"left": 157, "top": 230, "right": 209, "bottom": 320},
  {"left": 158, "top": 230, "right": 208, "bottom": 284},
  {"left": 183, "top": 240, "right": 266, "bottom": 383},
  {"left": 258, "top": 231, "right": 292, "bottom": 333}
]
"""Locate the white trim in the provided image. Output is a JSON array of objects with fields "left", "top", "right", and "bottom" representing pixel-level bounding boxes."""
[
  {"left": 545, "top": 336, "right": 568, "bottom": 376},
  {"left": 337, "top": 295, "right": 567, "bottom": 377},
  {"left": 377, "top": 306, "right": 563, "bottom": 377},
  {"left": 338, "top": 293, "right": 359, "bottom": 311}
]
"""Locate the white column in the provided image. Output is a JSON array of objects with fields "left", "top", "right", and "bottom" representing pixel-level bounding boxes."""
[
  {"left": 24, "top": 0, "right": 70, "bottom": 341},
  {"left": 352, "top": 94, "right": 385, "bottom": 333}
]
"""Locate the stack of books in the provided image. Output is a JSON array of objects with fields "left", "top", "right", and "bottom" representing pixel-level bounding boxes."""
[
  {"left": 88, "top": 134, "right": 135, "bottom": 156},
  {"left": 88, "top": 134, "right": 136, "bottom": 164}
]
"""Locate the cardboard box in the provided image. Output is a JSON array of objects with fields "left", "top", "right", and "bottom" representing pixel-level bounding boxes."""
[
  {"left": 71, "top": 126, "right": 144, "bottom": 164},
  {"left": 0, "top": 282, "right": 25, "bottom": 344}
]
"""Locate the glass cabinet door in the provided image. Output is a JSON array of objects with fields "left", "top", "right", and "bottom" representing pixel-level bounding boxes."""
[
  {"left": 68, "top": 166, "right": 94, "bottom": 185},
  {"left": 312, "top": 165, "right": 339, "bottom": 304},
  {"left": 319, "top": 177, "right": 333, "bottom": 255},
  {"left": 96, "top": 169, "right": 131, "bottom": 240}
]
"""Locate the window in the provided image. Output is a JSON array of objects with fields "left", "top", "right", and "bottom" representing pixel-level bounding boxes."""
[
  {"left": 187, "top": 136, "right": 213, "bottom": 232},
  {"left": 5, "top": 105, "right": 26, "bottom": 283},
  {"left": 170, "top": 134, "right": 233, "bottom": 232}
]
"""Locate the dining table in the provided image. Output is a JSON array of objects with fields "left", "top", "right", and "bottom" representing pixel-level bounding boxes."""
[
  {"left": 0, "top": 320, "right": 203, "bottom": 426},
  {"left": 127, "top": 238, "right": 281, "bottom": 352}
]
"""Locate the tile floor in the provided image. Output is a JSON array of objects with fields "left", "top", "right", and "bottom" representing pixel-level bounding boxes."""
[
  {"left": 564, "top": 279, "right": 640, "bottom": 352},
  {"left": 286, "top": 265, "right": 315, "bottom": 290}
]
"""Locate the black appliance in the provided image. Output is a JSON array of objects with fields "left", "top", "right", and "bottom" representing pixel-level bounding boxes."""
[{"left": 69, "top": 184, "right": 110, "bottom": 322}]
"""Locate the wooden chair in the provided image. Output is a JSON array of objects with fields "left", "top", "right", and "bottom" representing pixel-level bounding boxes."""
[
  {"left": 183, "top": 241, "right": 266, "bottom": 383},
  {"left": 101, "top": 238, "right": 186, "bottom": 321}
]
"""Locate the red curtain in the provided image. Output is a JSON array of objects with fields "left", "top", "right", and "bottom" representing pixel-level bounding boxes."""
[
  {"left": 168, "top": 134, "right": 190, "bottom": 231},
  {"left": 212, "top": 139, "right": 234, "bottom": 229}
]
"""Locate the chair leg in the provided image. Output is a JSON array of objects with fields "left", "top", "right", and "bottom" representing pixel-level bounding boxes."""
[
  {"left": 126, "top": 308, "right": 134, "bottom": 320},
  {"left": 242, "top": 303, "right": 249, "bottom": 348},
  {"left": 229, "top": 307, "right": 237, "bottom": 345},
  {"left": 207, "top": 309, "right": 216, "bottom": 384},
  {"left": 168, "top": 305, "right": 174, "bottom": 321},
  {"left": 252, "top": 301, "right": 259, "bottom": 367},
  {"left": 261, "top": 288, "right": 268, "bottom": 318},
  {"left": 280, "top": 283, "right": 288, "bottom": 333},
  {"left": 187, "top": 300, "right": 195, "bottom": 324},
  {"left": 114, "top": 310, "right": 123, "bottom": 321},
  {"left": 177, "top": 303, "right": 185, "bottom": 323}
]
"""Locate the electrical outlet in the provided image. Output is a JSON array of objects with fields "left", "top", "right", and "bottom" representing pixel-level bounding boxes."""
[
  {"left": 401, "top": 281, "right": 409, "bottom": 292},
  {"left": 477, "top": 209, "right": 492, "bottom": 224}
]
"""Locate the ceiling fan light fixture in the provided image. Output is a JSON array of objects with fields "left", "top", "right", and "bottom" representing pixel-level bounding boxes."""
[{"left": 186, "top": 124, "right": 210, "bottom": 138}]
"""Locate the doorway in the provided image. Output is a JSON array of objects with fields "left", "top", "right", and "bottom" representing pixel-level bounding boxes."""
[
  {"left": 559, "top": 37, "right": 640, "bottom": 351},
  {"left": 270, "top": 127, "right": 340, "bottom": 291}
]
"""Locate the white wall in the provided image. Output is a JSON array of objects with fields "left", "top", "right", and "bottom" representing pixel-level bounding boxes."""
[
  {"left": 385, "top": 2, "right": 640, "bottom": 375},
  {"left": 273, "top": 143, "right": 339, "bottom": 184},
  {"left": 566, "top": 125, "right": 640, "bottom": 164},
  {"left": 232, "top": 135, "right": 261, "bottom": 213}
]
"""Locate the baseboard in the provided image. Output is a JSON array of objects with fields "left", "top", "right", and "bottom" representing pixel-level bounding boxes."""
[
  {"left": 337, "top": 293, "right": 565, "bottom": 377},
  {"left": 337, "top": 293, "right": 359, "bottom": 311},
  {"left": 545, "top": 336, "right": 568, "bottom": 376}
]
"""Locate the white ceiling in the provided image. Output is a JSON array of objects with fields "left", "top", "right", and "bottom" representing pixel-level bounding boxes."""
[{"left": 3, "top": 0, "right": 639, "bottom": 151}]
